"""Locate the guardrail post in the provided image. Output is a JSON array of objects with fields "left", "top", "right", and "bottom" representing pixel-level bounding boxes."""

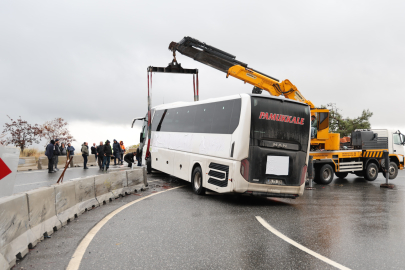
[{"left": 380, "top": 150, "right": 395, "bottom": 189}]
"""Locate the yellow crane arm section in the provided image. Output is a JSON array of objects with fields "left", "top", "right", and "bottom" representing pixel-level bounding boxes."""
[{"left": 227, "top": 65, "right": 315, "bottom": 108}]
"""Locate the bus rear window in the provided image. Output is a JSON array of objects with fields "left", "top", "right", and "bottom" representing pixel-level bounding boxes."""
[{"left": 250, "top": 97, "right": 310, "bottom": 151}]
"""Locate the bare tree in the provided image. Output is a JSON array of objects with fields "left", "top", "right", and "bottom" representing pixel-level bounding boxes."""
[
  {"left": 39, "top": 117, "right": 75, "bottom": 145},
  {"left": 0, "top": 133, "right": 6, "bottom": 145},
  {"left": 2, "top": 115, "right": 42, "bottom": 152}
]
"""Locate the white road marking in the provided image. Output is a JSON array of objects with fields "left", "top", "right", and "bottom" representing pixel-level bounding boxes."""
[
  {"left": 255, "top": 216, "right": 351, "bottom": 270},
  {"left": 66, "top": 185, "right": 185, "bottom": 270},
  {"left": 15, "top": 181, "right": 51, "bottom": 187}
]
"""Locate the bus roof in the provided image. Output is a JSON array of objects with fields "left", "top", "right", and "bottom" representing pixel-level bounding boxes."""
[{"left": 152, "top": 93, "right": 308, "bottom": 111}]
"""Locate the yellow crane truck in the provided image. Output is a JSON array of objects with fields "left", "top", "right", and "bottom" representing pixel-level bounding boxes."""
[{"left": 168, "top": 36, "right": 405, "bottom": 185}]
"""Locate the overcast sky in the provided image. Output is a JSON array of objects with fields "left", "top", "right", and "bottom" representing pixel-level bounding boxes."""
[{"left": 1, "top": 0, "right": 404, "bottom": 150}]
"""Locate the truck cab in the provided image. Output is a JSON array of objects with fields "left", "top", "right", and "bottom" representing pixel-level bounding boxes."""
[{"left": 372, "top": 129, "right": 405, "bottom": 168}]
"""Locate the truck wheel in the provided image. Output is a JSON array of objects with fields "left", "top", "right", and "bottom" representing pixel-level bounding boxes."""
[
  {"left": 335, "top": 172, "right": 348, "bottom": 179},
  {"left": 192, "top": 166, "right": 205, "bottom": 195},
  {"left": 315, "top": 164, "right": 334, "bottom": 185},
  {"left": 382, "top": 162, "right": 398, "bottom": 179},
  {"left": 364, "top": 163, "right": 378, "bottom": 181}
]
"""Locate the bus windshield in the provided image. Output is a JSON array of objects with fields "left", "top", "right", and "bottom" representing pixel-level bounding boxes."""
[{"left": 250, "top": 97, "right": 310, "bottom": 152}]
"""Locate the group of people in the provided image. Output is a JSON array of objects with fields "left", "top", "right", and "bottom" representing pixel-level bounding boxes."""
[
  {"left": 45, "top": 139, "right": 75, "bottom": 173},
  {"left": 91, "top": 139, "right": 126, "bottom": 171},
  {"left": 45, "top": 139, "right": 141, "bottom": 173}
]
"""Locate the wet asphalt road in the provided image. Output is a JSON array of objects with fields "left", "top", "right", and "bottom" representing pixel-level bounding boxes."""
[{"left": 15, "top": 171, "right": 405, "bottom": 270}]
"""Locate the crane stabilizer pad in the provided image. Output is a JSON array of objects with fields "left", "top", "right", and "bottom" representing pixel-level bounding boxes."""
[{"left": 148, "top": 64, "right": 198, "bottom": 74}]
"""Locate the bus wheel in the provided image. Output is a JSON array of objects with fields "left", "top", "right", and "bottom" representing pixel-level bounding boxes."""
[
  {"left": 192, "top": 166, "right": 205, "bottom": 195},
  {"left": 382, "top": 162, "right": 398, "bottom": 179},
  {"left": 335, "top": 172, "right": 348, "bottom": 179},
  {"left": 364, "top": 163, "right": 378, "bottom": 181},
  {"left": 147, "top": 158, "right": 152, "bottom": 174},
  {"left": 316, "top": 164, "right": 334, "bottom": 185}
]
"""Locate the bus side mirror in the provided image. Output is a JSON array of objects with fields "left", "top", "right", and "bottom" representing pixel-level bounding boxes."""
[
  {"left": 140, "top": 132, "right": 144, "bottom": 143},
  {"left": 401, "top": 134, "right": 405, "bottom": 145}
]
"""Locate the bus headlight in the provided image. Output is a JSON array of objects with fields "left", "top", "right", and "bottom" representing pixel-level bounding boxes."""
[{"left": 240, "top": 158, "right": 250, "bottom": 180}]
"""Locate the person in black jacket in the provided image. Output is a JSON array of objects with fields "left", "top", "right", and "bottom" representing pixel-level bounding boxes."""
[
  {"left": 97, "top": 141, "right": 104, "bottom": 169},
  {"left": 53, "top": 139, "right": 61, "bottom": 171},
  {"left": 45, "top": 140, "right": 55, "bottom": 173},
  {"left": 102, "top": 140, "right": 113, "bottom": 171},
  {"left": 112, "top": 139, "right": 122, "bottom": 165},
  {"left": 124, "top": 152, "right": 136, "bottom": 168},
  {"left": 91, "top": 143, "right": 97, "bottom": 161}
]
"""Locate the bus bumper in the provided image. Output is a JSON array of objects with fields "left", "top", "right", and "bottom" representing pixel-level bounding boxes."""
[{"left": 233, "top": 180, "right": 305, "bottom": 198}]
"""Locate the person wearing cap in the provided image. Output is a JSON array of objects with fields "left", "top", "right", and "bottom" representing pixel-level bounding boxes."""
[
  {"left": 112, "top": 139, "right": 123, "bottom": 165},
  {"left": 81, "top": 142, "right": 89, "bottom": 169},
  {"left": 45, "top": 140, "right": 55, "bottom": 173},
  {"left": 53, "top": 139, "right": 61, "bottom": 171}
]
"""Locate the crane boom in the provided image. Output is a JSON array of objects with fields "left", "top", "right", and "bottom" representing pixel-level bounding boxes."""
[{"left": 169, "top": 36, "right": 315, "bottom": 108}]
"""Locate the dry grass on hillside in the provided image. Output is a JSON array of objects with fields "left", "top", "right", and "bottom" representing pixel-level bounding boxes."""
[{"left": 19, "top": 148, "right": 45, "bottom": 158}]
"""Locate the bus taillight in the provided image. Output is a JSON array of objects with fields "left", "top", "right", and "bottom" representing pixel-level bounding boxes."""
[
  {"left": 300, "top": 165, "right": 307, "bottom": 185},
  {"left": 240, "top": 158, "right": 250, "bottom": 180}
]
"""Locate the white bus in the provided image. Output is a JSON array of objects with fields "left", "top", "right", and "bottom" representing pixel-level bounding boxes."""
[{"left": 136, "top": 93, "right": 311, "bottom": 199}]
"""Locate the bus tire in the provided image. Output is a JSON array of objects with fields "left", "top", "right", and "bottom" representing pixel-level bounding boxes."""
[
  {"left": 335, "top": 172, "right": 348, "bottom": 179},
  {"left": 147, "top": 158, "right": 152, "bottom": 174},
  {"left": 315, "top": 164, "right": 334, "bottom": 185},
  {"left": 364, "top": 163, "right": 378, "bottom": 181},
  {"left": 382, "top": 162, "right": 398, "bottom": 180},
  {"left": 192, "top": 166, "right": 205, "bottom": 195}
]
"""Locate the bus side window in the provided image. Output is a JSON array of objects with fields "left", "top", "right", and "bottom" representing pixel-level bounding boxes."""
[
  {"left": 194, "top": 103, "right": 215, "bottom": 133},
  {"left": 211, "top": 100, "right": 234, "bottom": 134},
  {"left": 229, "top": 99, "right": 241, "bottom": 134},
  {"left": 177, "top": 106, "right": 197, "bottom": 133},
  {"left": 151, "top": 110, "right": 164, "bottom": 131},
  {"left": 160, "top": 110, "right": 175, "bottom": 132}
]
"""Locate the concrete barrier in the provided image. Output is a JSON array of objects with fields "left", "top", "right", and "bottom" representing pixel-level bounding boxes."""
[
  {"left": 53, "top": 181, "right": 79, "bottom": 226},
  {"left": 72, "top": 176, "right": 99, "bottom": 214},
  {"left": 0, "top": 254, "right": 8, "bottom": 270},
  {"left": 0, "top": 193, "right": 34, "bottom": 269},
  {"left": 110, "top": 171, "right": 128, "bottom": 197},
  {"left": 37, "top": 156, "right": 48, "bottom": 170},
  {"left": 17, "top": 157, "right": 37, "bottom": 171},
  {"left": 94, "top": 174, "right": 116, "bottom": 204},
  {"left": 0, "top": 167, "right": 147, "bottom": 268},
  {"left": 126, "top": 167, "right": 146, "bottom": 194},
  {"left": 26, "top": 187, "right": 62, "bottom": 243}
]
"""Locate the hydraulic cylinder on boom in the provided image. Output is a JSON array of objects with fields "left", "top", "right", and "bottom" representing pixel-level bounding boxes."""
[{"left": 168, "top": 36, "right": 340, "bottom": 150}]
